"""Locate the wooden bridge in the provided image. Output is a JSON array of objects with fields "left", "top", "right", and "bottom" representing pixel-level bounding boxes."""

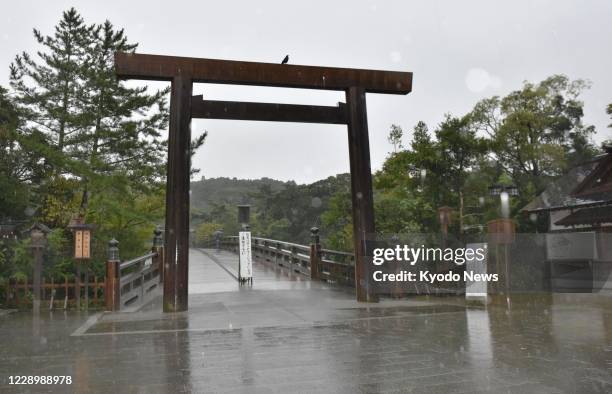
[{"left": 103, "top": 228, "right": 359, "bottom": 312}]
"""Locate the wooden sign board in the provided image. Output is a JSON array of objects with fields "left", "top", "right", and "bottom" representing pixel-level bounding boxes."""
[{"left": 74, "top": 229, "right": 91, "bottom": 260}]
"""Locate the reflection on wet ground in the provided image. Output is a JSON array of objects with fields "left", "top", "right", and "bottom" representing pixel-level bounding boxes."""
[{"left": 0, "top": 249, "right": 611, "bottom": 393}]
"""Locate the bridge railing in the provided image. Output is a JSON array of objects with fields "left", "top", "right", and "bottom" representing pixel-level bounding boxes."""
[
  {"left": 212, "top": 227, "right": 355, "bottom": 286},
  {"left": 105, "top": 228, "right": 164, "bottom": 311}
]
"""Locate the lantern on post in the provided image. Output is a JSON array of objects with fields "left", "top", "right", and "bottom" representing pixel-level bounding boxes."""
[
  {"left": 25, "top": 223, "right": 50, "bottom": 309},
  {"left": 27, "top": 223, "right": 50, "bottom": 248},
  {"left": 310, "top": 227, "right": 321, "bottom": 280},
  {"left": 488, "top": 184, "right": 503, "bottom": 197},
  {"left": 107, "top": 238, "right": 120, "bottom": 262},
  {"left": 153, "top": 227, "right": 164, "bottom": 248},
  {"left": 105, "top": 238, "right": 120, "bottom": 311},
  {"left": 152, "top": 228, "right": 164, "bottom": 283},
  {"left": 213, "top": 229, "right": 224, "bottom": 251},
  {"left": 237, "top": 205, "right": 251, "bottom": 226}
]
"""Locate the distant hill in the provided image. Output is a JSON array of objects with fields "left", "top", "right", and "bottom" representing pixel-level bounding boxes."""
[
  {"left": 190, "top": 174, "right": 352, "bottom": 244},
  {"left": 190, "top": 176, "right": 288, "bottom": 213}
]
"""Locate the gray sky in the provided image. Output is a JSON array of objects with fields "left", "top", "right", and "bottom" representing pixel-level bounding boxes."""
[{"left": 2, "top": 0, "right": 611, "bottom": 184}]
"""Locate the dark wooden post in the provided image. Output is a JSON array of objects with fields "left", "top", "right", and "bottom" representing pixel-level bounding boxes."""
[
  {"left": 75, "top": 262, "right": 81, "bottom": 310},
  {"left": 32, "top": 248, "right": 43, "bottom": 309},
  {"left": 84, "top": 266, "right": 89, "bottom": 311},
  {"left": 93, "top": 276, "right": 98, "bottom": 305},
  {"left": 63, "top": 276, "right": 68, "bottom": 309},
  {"left": 164, "top": 74, "right": 192, "bottom": 312},
  {"left": 152, "top": 227, "right": 164, "bottom": 284},
  {"left": 345, "top": 86, "right": 378, "bottom": 303},
  {"left": 105, "top": 239, "right": 120, "bottom": 312},
  {"left": 310, "top": 227, "right": 321, "bottom": 280}
]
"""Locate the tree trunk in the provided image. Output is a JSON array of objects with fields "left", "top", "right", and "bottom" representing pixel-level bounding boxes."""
[{"left": 459, "top": 189, "right": 464, "bottom": 236}]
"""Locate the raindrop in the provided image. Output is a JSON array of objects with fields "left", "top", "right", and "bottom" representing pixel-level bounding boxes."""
[
  {"left": 390, "top": 51, "right": 402, "bottom": 63},
  {"left": 311, "top": 197, "right": 322, "bottom": 208}
]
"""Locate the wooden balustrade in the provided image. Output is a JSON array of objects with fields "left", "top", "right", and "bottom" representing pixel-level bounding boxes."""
[
  {"left": 5, "top": 276, "right": 105, "bottom": 309},
  {"left": 105, "top": 228, "right": 165, "bottom": 311},
  {"left": 213, "top": 230, "right": 356, "bottom": 287},
  {"left": 117, "top": 251, "right": 160, "bottom": 309}
]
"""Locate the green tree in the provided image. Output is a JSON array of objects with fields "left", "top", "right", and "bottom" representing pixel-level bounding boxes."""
[
  {"left": 5, "top": 9, "right": 185, "bottom": 279},
  {"left": 77, "top": 20, "right": 170, "bottom": 212},
  {"left": 0, "top": 86, "right": 33, "bottom": 220},
  {"left": 196, "top": 222, "right": 223, "bottom": 244},
  {"left": 321, "top": 188, "right": 353, "bottom": 251},
  {"left": 387, "top": 124, "right": 403, "bottom": 153},
  {"left": 9, "top": 8, "right": 91, "bottom": 164},
  {"left": 470, "top": 75, "right": 598, "bottom": 203},
  {"left": 435, "top": 115, "right": 489, "bottom": 233}
]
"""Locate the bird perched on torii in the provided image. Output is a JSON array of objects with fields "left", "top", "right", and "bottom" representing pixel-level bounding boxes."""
[{"left": 281, "top": 55, "right": 289, "bottom": 64}]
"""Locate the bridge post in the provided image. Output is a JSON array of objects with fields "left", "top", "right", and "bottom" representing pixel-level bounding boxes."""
[
  {"left": 152, "top": 227, "right": 164, "bottom": 284},
  {"left": 310, "top": 227, "right": 321, "bottom": 280},
  {"left": 346, "top": 87, "right": 378, "bottom": 303},
  {"left": 105, "top": 239, "right": 120, "bottom": 312},
  {"left": 164, "top": 74, "right": 192, "bottom": 312}
]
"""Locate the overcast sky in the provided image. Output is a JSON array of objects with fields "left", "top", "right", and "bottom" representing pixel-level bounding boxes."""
[{"left": 2, "top": 0, "right": 611, "bottom": 184}]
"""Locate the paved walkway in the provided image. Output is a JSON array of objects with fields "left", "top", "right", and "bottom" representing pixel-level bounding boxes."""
[{"left": 0, "top": 249, "right": 611, "bottom": 393}]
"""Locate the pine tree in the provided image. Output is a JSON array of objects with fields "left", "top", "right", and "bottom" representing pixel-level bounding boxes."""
[
  {"left": 9, "top": 8, "right": 91, "bottom": 162},
  {"left": 9, "top": 9, "right": 94, "bottom": 225},
  {"left": 0, "top": 86, "right": 29, "bottom": 220},
  {"left": 8, "top": 9, "right": 172, "bottom": 225},
  {"left": 77, "top": 19, "right": 170, "bottom": 212}
]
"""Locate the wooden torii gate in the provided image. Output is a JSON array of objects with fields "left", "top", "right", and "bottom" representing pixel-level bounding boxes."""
[{"left": 115, "top": 53, "right": 412, "bottom": 312}]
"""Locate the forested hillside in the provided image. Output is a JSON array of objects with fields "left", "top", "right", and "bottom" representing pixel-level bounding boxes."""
[
  {"left": 192, "top": 174, "right": 351, "bottom": 245},
  {"left": 190, "top": 177, "right": 286, "bottom": 212}
]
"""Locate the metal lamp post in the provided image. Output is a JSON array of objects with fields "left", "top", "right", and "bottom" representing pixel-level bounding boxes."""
[{"left": 487, "top": 184, "right": 519, "bottom": 305}]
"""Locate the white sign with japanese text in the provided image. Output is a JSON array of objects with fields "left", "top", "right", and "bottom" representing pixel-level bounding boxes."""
[{"left": 239, "top": 231, "right": 253, "bottom": 280}]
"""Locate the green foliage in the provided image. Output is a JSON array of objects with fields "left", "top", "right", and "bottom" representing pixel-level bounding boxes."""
[
  {"left": 0, "top": 8, "right": 176, "bottom": 287},
  {"left": 321, "top": 75, "right": 599, "bottom": 245},
  {"left": 0, "top": 86, "right": 33, "bottom": 220},
  {"left": 387, "top": 124, "right": 403, "bottom": 153},
  {"left": 191, "top": 175, "right": 351, "bottom": 245},
  {"left": 470, "top": 75, "right": 597, "bottom": 200},
  {"left": 321, "top": 189, "right": 353, "bottom": 251},
  {"left": 196, "top": 222, "right": 223, "bottom": 244},
  {"left": 191, "top": 177, "right": 286, "bottom": 212}
]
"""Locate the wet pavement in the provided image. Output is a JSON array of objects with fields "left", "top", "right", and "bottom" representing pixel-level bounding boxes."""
[{"left": 0, "top": 249, "right": 611, "bottom": 393}]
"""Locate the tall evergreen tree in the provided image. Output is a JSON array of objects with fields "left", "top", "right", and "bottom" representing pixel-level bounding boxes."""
[
  {"left": 77, "top": 19, "right": 170, "bottom": 213},
  {"left": 10, "top": 8, "right": 91, "bottom": 162},
  {"left": 8, "top": 9, "right": 172, "bottom": 227},
  {"left": 0, "top": 86, "right": 29, "bottom": 220}
]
